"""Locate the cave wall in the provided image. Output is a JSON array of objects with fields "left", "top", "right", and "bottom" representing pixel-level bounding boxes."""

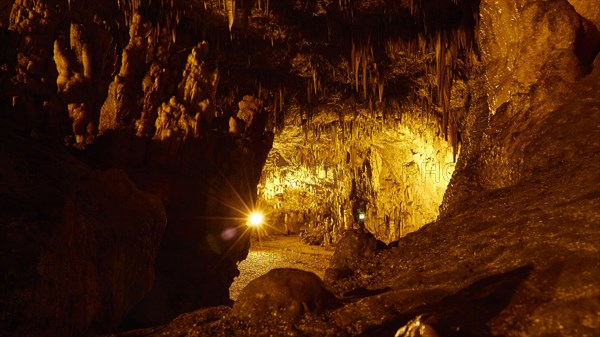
[
  {"left": 2, "top": 0, "right": 597, "bottom": 336},
  {"left": 442, "top": 0, "right": 600, "bottom": 214},
  {"left": 0, "top": 130, "right": 166, "bottom": 337},
  {"left": 250, "top": 0, "right": 478, "bottom": 245},
  {"left": 1, "top": 0, "right": 273, "bottom": 334},
  {"left": 259, "top": 102, "right": 456, "bottom": 244},
  {"left": 1, "top": 2, "right": 480, "bottom": 330}
]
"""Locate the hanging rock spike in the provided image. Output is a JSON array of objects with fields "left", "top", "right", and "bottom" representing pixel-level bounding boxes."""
[{"left": 226, "top": 0, "right": 235, "bottom": 32}]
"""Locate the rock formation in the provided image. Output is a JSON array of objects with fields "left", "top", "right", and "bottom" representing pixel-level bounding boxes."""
[
  {"left": 232, "top": 268, "right": 339, "bottom": 322},
  {"left": 0, "top": 129, "right": 166, "bottom": 337},
  {"left": 0, "top": 0, "right": 598, "bottom": 336},
  {"left": 1, "top": 0, "right": 273, "bottom": 334}
]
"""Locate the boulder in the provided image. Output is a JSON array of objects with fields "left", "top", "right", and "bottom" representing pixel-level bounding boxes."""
[{"left": 232, "top": 268, "right": 339, "bottom": 322}]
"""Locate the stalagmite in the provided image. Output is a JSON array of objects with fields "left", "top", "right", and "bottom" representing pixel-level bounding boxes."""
[
  {"left": 362, "top": 53, "right": 367, "bottom": 99},
  {"left": 312, "top": 68, "right": 318, "bottom": 95},
  {"left": 279, "top": 88, "right": 283, "bottom": 112}
]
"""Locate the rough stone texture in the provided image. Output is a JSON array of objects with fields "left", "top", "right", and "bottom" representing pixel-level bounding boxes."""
[
  {"left": 1, "top": 0, "right": 599, "bottom": 336},
  {"left": 568, "top": 0, "right": 600, "bottom": 68},
  {"left": 232, "top": 268, "right": 339, "bottom": 322},
  {"left": 569, "top": 0, "right": 600, "bottom": 30},
  {"left": 260, "top": 106, "right": 457, "bottom": 244},
  {"left": 8, "top": 0, "right": 64, "bottom": 137},
  {"left": 107, "top": 306, "right": 232, "bottom": 337},
  {"left": 106, "top": 53, "right": 600, "bottom": 337},
  {"left": 324, "top": 229, "right": 382, "bottom": 284},
  {"left": 475, "top": 0, "right": 583, "bottom": 189},
  {"left": 0, "top": 128, "right": 166, "bottom": 337},
  {"left": 442, "top": 0, "right": 598, "bottom": 213},
  {"left": 2, "top": 1, "right": 273, "bottom": 335},
  {"left": 330, "top": 37, "right": 600, "bottom": 337}
]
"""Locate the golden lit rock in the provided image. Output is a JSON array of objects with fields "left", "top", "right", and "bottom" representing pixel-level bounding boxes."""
[
  {"left": 259, "top": 105, "right": 455, "bottom": 243},
  {"left": 0, "top": 1, "right": 598, "bottom": 336}
]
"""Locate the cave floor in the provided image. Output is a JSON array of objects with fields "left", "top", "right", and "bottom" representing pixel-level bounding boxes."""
[{"left": 230, "top": 235, "right": 334, "bottom": 300}]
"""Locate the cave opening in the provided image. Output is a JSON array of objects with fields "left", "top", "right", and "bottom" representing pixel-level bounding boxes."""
[{"left": 256, "top": 105, "right": 457, "bottom": 245}]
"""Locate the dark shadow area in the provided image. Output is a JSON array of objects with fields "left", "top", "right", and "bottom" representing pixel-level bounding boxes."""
[
  {"left": 342, "top": 286, "right": 392, "bottom": 300},
  {"left": 574, "top": 16, "right": 600, "bottom": 72},
  {"left": 359, "top": 265, "right": 533, "bottom": 337}
]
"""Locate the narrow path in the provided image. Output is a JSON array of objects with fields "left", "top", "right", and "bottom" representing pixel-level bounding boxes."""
[{"left": 230, "top": 235, "right": 334, "bottom": 300}]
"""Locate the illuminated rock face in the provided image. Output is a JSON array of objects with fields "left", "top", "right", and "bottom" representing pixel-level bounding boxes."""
[
  {"left": 442, "top": 0, "right": 600, "bottom": 214},
  {"left": 259, "top": 108, "right": 455, "bottom": 243}
]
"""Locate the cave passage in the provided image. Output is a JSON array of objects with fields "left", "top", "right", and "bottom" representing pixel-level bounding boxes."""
[
  {"left": 230, "top": 234, "right": 334, "bottom": 300},
  {"left": 1, "top": 0, "right": 599, "bottom": 336}
]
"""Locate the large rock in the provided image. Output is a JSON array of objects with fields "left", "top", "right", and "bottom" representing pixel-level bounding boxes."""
[
  {"left": 232, "top": 268, "right": 339, "bottom": 322},
  {"left": 3, "top": 1, "right": 273, "bottom": 328},
  {"left": 473, "top": 0, "right": 584, "bottom": 190},
  {"left": 0, "top": 130, "right": 166, "bottom": 337},
  {"left": 324, "top": 229, "right": 381, "bottom": 285},
  {"left": 443, "top": 0, "right": 597, "bottom": 214}
]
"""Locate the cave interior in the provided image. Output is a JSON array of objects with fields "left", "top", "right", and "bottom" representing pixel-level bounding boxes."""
[{"left": 0, "top": 0, "right": 599, "bottom": 336}]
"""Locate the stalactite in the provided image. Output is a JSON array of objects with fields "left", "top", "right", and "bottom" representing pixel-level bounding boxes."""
[
  {"left": 279, "top": 87, "right": 283, "bottom": 112},
  {"left": 351, "top": 34, "right": 388, "bottom": 104},
  {"left": 272, "top": 88, "right": 277, "bottom": 116},
  {"left": 226, "top": 0, "right": 236, "bottom": 32},
  {"left": 312, "top": 68, "right": 318, "bottom": 95},
  {"left": 258, "top": 82, "right": 262, "bottom": 99},
  {"left": 361, "top": 53, "right": 367, "bottom": 99},
  {"left": 353, "top": 42, "right": 360, "bottom": 92},
  {"left": 350, "top": 40, "right": 355, "bottom": 89}
]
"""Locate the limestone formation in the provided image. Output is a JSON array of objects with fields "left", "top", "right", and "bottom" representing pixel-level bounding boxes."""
[
  {"left": 324, "top": 229, "right": 381, "bottom": 285},
  {"left": 99, "top": 13, "right": 154, "bottom": 134},
  {"left": 2, "top": 1, "right": 274, "bottom": 333},
  {"left": 0, "top": 0, "right": 598, "bottom": 337}
]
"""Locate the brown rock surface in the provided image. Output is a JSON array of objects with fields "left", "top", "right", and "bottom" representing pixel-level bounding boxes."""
[
  {"left": 3, "top": 1, "right": 274, "bottom": 331},
  {"left": 0, "top": 128, "right": 166, "bottom": 337},
  {"left": 324, "top": 229, "right": 382, "bottom": 285},
  {"left": 107, "top": 55, "right": 600, "bottom": 337},
  {"left": 232, "top": 268, "right": 339, "bottom": 322},
  {"left": 0, "top": 0, "right": 598, "bottom": 336}
]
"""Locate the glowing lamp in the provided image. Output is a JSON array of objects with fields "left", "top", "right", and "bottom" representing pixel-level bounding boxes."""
[
  {"left": 358, "top": 212, "right": 366, "bottom": 221},
  {"left": 247, "top": 212, "right": 264, "bottom": 227}
]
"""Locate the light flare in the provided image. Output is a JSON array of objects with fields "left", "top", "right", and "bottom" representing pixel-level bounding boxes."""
[{"left": 247, "top": 211, "right": 265, "bottom": 227}]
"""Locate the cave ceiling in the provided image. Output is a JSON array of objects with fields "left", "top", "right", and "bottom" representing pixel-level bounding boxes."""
[{"left": 66, "top": 0, "right": 478, "bottom": 142}]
